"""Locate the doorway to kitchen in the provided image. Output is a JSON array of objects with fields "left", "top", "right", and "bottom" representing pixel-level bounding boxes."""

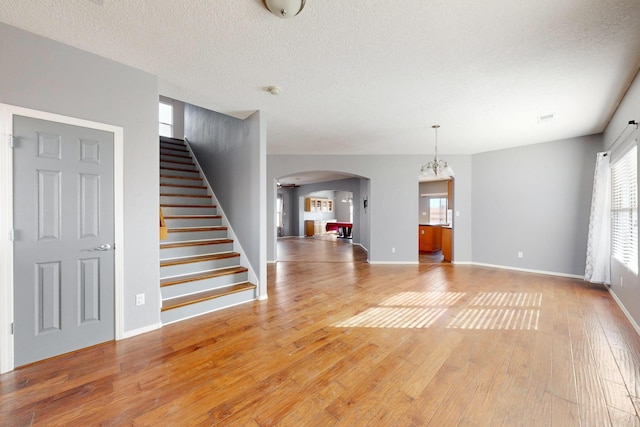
[{"left": 418, "top": 178, "right": 453, "bottom": 264}]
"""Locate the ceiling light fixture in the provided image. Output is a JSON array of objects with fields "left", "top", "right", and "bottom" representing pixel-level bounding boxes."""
[
  {"left": 262, "top": 0, "right": 306, "bottom": 18},
  {"left": 420, "top": 125, "right": 454, "bottom": 181}
]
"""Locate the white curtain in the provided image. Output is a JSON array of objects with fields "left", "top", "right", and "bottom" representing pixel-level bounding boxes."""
[{"left": 585, "top": 152, "right": 611, "bottom": 284}]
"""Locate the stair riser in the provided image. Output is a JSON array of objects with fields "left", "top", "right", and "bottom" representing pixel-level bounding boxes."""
[
  {"left": 165, "top": 229, "right": 227, "bottom": 242},
  {"left": 160, "top": 185, "right": 209, "bottom": 196},
  {"left": 161, "top": 154, "right": 193, "bottom": 163},
  {"left": 161, "top": 206, "right": 218, "bottom": 215},
  {"left": 160, "top": 195, "right": 213, "bottom": 205},
  {"left": 160, "top": 168, "right": 201, "bottom": 179},
  {"left": 164, "top": 217, "right": 222, "bottom": 227},
  {"left": 161, "top": 271, "right": 249, "bottom": 300},
  {"left": 160, "top": 176, "right": 204, "bottom": 186},
  {"left": 160, "top": 161, "right": 197, "bottom": 171},
  {"left": 160, "top": 256, "right": 240, "bottom": 279},
  {"left": 161, "top": 288, "right": 255, "bottom": 325},
  {"left": 160, "top": 242, "right": 233, "bottom": 259}
]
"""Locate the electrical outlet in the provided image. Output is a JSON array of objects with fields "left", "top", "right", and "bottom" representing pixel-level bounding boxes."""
[
  {"left": 136, "top": 293, "right": 145, "bottom": 306},
  {"left": 517, "top": 251, "right": 524, "bottom": 258},
  {"left": 392, "top": 247, "right": 396, "bottom": 253}
]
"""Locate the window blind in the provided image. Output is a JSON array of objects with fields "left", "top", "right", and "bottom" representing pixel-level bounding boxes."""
[{"left": 611, "top": 144, "right": 638, "bottom": 274}]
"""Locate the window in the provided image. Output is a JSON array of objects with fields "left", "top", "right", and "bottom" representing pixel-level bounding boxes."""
[
  {"left": 611, "top": 144, "right": 637, "bottom": 274},
  {"left": 429, "top": 197, "right": 448, "bottom": 224},
  {"left": 276, "top": 194, "right": 284, "bottom": 228},
  {"left": 159, "top": 102, "right": 173, "bottom": 137}
]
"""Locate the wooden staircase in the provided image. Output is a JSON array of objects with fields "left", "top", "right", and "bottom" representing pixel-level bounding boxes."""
[{"left": 159, "top": 136, "right": 256, "bottom": 324}]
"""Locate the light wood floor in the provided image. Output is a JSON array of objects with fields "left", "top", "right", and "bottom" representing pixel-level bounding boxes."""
[{"left": 2, "top": 237, "right": 640, "bottom": 426}]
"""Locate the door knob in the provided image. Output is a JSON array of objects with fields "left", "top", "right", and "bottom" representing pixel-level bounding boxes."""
[{"left": 87, "top": 243, "right": 112, "bottom": 252}]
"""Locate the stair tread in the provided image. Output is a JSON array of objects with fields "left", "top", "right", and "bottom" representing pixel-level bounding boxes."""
[
  {"left": 160, "top": 142, "right": 187, "bottom": 148},
  {"left": 160, "top": 252, "right": 240, "bottom": 268},
  {"left": 160, "top": 166, "right": 199, "bottom": 172},
  {"left": 168, "top": 226, "right": 227, "bottom": 232},
  {"left": 159, "top": 148, "right": 188, "bottom": 154},
  {"left": 160, "top": 136, "right": 186, "bottom": 144},
  {"left": 160, "top": 204, "right": 217, "bottom": 208},
  {"left": 160, "top": 157, "right": 192, "bottom": 163},
  {"left": 160, "top": 193, "right": 212, "bottom": 198},
  {"left": 160, "top": 184, "right": 208, "bottom": 190},
  {"left": 160, "top": 238, "right": 233, "bottom": 249},
  {"left": 160, "top": 148, "right": 190, "bottom": 156},
  {"left": 160, "top": 159, "right": 195, "bottom": 166},
  {"left": 161, "top": 266, "right": 249, "bottom": 287},
  {"left": 160, "top": 174, "right": 202, "bottom": 181},
  {"left": 161, "top": 282, "right": 256, "bottom": 312},
  {"left": 160, "top": 151, "right": 191, "bottom": 157},
  {"left": 164, "top": 215, "right": 222, "bottom": 219}
]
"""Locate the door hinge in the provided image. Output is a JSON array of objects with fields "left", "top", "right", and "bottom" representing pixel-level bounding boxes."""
[
  {"left": 8, "top": 135, "right": 14, "bottom": 148},
  {"left": 10, "top": 323, "right": 14, "bottom": 335},
  {"left": 8, "top": 229, "right": 15, "bottom": 242}
]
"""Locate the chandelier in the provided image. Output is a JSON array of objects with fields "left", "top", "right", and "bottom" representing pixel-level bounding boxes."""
[{"left": 420, "top": 125, "right": 454, "bottom": 180}]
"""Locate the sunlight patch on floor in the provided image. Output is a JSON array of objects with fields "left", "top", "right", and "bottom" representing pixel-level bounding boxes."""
[
  {"left": 332, "top": 291, "right": 465, "bottom": 328},
  {"left": 333, "top": 307, "right": 447, "bottom": 328},
  {"left": 448, "top": 292, "right": 542, "bottom": 330},
  {"left": 447, "top": 308, "right": 540, "bottom": 330},
  {"left": 469, "top": 292, "right": 542, "bottom": 307},
  {"left": 380, "top": 291, "right": 466, "bottom": 307}
]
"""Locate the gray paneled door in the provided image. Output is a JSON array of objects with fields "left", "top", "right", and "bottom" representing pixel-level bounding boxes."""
[{"left": 13, "top": 115, "right": 115, "bottom": 367}]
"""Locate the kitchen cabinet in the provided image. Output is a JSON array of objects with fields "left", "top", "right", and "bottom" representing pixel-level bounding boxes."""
[
  {"left": 419, "top": 225, "right": 442, "bottom": 252},
  {"left": 304, "top": 197, "right": 333, "bottom": 213},
  {"left": 442, "top": 226, "right": 452, "bottom": 261},
  {"left": 305, "top": 220, "right": 315, "bottom": 236},
  {"left": 305, "top": 220, "right": 331, "bottom": 236}
]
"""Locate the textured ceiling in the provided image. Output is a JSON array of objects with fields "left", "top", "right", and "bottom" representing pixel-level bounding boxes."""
[{"left": 1, "top": 0, "right": 640, "bottom": 155}]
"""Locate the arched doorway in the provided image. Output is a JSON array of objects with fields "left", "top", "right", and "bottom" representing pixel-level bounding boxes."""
[{"left": 273, "top": 171, "right": 370, "bottom": 262}]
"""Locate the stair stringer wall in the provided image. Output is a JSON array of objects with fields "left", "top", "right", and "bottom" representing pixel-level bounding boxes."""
[{"left": 183, "top": 137, "right": 259, "bottom": 290}]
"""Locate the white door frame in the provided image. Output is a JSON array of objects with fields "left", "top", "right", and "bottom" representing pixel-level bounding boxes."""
[{"left": 0, "top": 104, "right": 124, "bottom": 373}]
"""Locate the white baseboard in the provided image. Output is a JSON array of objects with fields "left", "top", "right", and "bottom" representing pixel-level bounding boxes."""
[
  {"left": 121, "top": 322, "right": 162, "bottom": 339},
  {"left": 353, "top": 242, "right": 368, "bottom": 252},
  {"left": 469, "top": 262, "right": 583, "bottom": 279},
  {"left": 608, "top": 289, "right": 640, "bottom": 336},
  {"left": 368, "top": 261, "right": 419, "bottom": 265}
]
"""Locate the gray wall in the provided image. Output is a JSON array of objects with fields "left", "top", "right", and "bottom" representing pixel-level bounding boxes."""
[
  {"left": 184, "top": 104, "right": 264, "bottom": 287},
  {"left": 334, "top": 191, "right": 352, "bottom": 222},
  {"left": 471, "top": 134, "right": 602, "bottom": 275},
  {"left": 604, "top": 69, "right": 640, "bottom": 326},
  {"left": 267, "top": 155, "right": 473, "bottom": 264},
  {"left": 0, "top": 23, "right": 160, "bottom": 333}
]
